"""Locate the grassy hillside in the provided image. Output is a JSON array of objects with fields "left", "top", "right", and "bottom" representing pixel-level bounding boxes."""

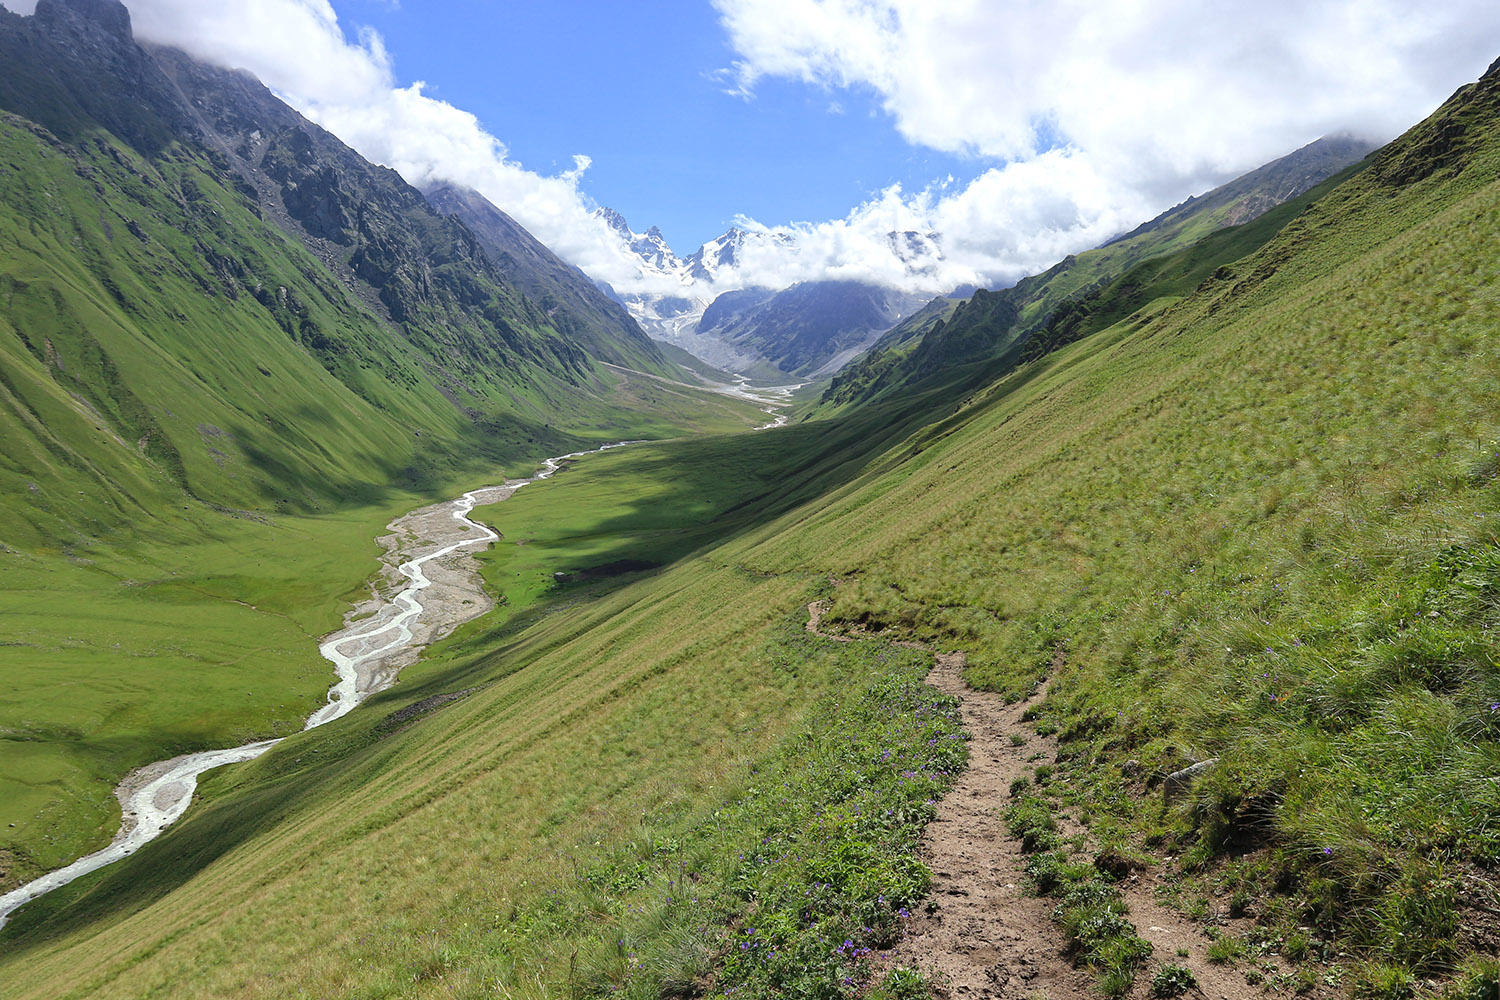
[
  {"left": 4, "top": 56, "right": 1500, "bottom": 1000},
  {"left": 0, "top": 102, "right": 759, "bottom": 852},
  {"left": 788, "top": 60, "right": 1500, "bottom": 995},
  {"left": 0, "top": 0, "right": 769, "bottom": 894},
  {"left": 1019, "top": 157, "right": 1370, "bottom": 364},
  {"left": 822, "top": 136, "right": 1373, "bottom": 411}
]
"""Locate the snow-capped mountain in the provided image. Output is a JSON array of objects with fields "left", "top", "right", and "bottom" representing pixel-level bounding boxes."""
[
  {"left": 684, "top": 227, "right": 796, "bottom": 283},
  {"left": 594, "top": 208, "right": 947, "bottom": 377},
  {"left": 595, "top": 208, "right": 791, "bottom": 290},
  {"left": 592, "top": 207, "right": 731, "bottom": 350},
  {"left": 599, "top": 208, "right": 683, "bottom": 277}
]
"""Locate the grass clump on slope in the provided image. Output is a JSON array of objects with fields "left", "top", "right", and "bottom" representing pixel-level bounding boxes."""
[{"left": 572, "top": 629, "right": 962, "bottom": 1000}]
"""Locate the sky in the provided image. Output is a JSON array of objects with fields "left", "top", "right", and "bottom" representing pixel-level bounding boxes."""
[{"left": 7, "top": 0, "right": 1500, "bottom": 295}]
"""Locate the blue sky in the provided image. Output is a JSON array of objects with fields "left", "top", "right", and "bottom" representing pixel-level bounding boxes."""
[
  {"left": 334, "top": 0, "right": 982, "bottom": 252},
  {"left": 47, "top": 0, "right": 1500, "bottom": 293}
]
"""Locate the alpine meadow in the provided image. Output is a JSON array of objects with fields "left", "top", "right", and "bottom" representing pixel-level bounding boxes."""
[{"left": 2, "top": 2, "right": 1500, "bottom": 1000}]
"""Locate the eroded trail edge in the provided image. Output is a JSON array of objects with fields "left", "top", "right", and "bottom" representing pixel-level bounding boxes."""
[
  {"left": 0, "top": 443, "right": 627, "bottom": 928},
  {"left": 807, "top": 601, "right": 1092, "bottom": 999}
]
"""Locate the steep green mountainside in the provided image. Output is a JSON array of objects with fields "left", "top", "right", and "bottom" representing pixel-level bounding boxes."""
[
  {"left": 799, "top": 294, "right": 962, "bottom": 410},
  {"left": 822, "top": 134, "right": 1374, "bottom": 410},
  {"left": 0, "top": 0, "right": 682, "bottom": 533},
  {"left": 1018, "top": 155, "right": 1370, "bottom": 364},
  {"left": 423, "top": 182, "right": 672, "bottom": 377},
  {"left": 0, "top": 0, "right": 762, "bottom": 895},
  {"left": 5, "top": 55, "right": 1500, "bottom": 1000},
  {"left": 860, "top": 293, "right": 963, "bottom": 357}
]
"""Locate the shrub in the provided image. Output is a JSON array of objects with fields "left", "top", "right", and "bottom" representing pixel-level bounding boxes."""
[
  {"left": 1005, "top": 798, "right": 1059, "bottom": 853},
  {"left": 1151, "top": 963, "right": 1199, "bottom": 997}
]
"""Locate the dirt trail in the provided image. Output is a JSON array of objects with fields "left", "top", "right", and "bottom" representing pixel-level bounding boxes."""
[
  {"left": 807, "top": 603, "right": 1091, "bottom": 998},
  {"left": 894, "top": 653, "right": 1093, "bottom": 999},
  {"left": 809, "top": 599, "right": 1282, "bottom": 999},
  {"left": 1119, "top": 890, "right": 1266, "bottom": 1000}
]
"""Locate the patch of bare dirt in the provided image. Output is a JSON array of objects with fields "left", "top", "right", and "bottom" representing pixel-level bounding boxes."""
[
  {"left": 889, "top": 653, "right": 1093, "bottom": 999},
  {"left": 806, "top": 602, "right": 1091, "bottom": 998},
  {"left": 1115, "top": 887, "right": 1272, "bottom": 1000}
]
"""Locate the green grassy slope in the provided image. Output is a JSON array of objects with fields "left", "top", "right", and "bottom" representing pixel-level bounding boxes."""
[
  {"left": 1014, "top": 134, "right": 1375, "bottom": 330},
  {"left": 5, "top": 58, "right": 1500, "bottom": 999},
  {"left": 1019, "top": 158, "right": 1370, "bottom": 363},
  {"left": 0, "top": 106, "right": 766, "bottom": 886},
  {"left": 777, "top": 60, "right": 1500, "bottom": 992},
  {"left": 0, "top": 0, "right": 769, "bottom": 892},
  {"left": 822, "top": 136, "right": 1374, "bottom": 411},
  {"left": 810, "top": 295, "right": 961, "bottom": 410}
]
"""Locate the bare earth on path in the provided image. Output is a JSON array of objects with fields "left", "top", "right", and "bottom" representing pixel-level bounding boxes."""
[
  {"left": 807, "top": 602, "right": 1091, "bottom": 999},
  {"left": 808, "top": 600, "right": 1300, "bottom": 1000},
  {"left": 891, "top": 652, "right": 1094, "bottom": 1000}
]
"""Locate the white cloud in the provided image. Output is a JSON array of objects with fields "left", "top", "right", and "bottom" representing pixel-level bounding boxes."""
[
  {"left": 18, "top": 0, "right": 1497, "bottom": 300},
  {"left": 713, "top": 0, "right": 1500, "bottom": 286}
]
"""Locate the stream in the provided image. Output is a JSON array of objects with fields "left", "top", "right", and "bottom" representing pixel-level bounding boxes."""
[
  {"left": 706, "top": 373, "right": 804, "bottom": 429},
  {"left": 0, "top": 443, "right": 633, "bottom": 928}
]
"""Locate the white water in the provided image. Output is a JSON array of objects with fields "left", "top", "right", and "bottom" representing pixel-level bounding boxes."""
[
  {"left": 0, "top": 442, "right": 632, "bottom": 928},
  {"left": 702, "top": 373, "right": 803, "bottom": 430}
]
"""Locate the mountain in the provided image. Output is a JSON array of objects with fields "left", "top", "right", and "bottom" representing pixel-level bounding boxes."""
[
  {"left": 822, "top": 134, "right": 1376, "bottom": 408},
  {"left": 597, "top": 209, "right": 934, "bottom": 377},
  {"left": 423, "top": 183, "right": 671, "bottom": 375},
  {"left": 1101, "top": 132, "right": 1376, "bottom": 246},
  {"left": 0, "top": 0, "right": 762, "bottom": 900},
  {"left": 695, "top": 280, "right": 929, "bottom": 379},
  {"left": 0, "top": 0, "right": 687, "bottom": 534},
  {"left": 9, "top": 52, "right": 1500, "bottom": 999},
  {"left": 599, "top": 207, "right": 683, "bottom": 276}
]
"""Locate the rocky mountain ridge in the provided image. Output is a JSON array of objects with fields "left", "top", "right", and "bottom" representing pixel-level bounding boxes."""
[
  {"left": 0, "top": 0, "right": 698, "bottom": 531},
  {"left": 424, "top": 183, "right": 670, "bottom": 375},
  {"left": 596, "top": 206, "right": 943, "bottom": 377}
]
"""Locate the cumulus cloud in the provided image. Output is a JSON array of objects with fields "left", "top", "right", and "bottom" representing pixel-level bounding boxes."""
[
  {"left": 11, "top": 0, "right": 1498, "bottom": 298},
  {"left": 713, "top": 0, "right": 1500, "bottom": 286},
  {"left": 709, "top": 150, "right": 1145, "bottom": 293}
]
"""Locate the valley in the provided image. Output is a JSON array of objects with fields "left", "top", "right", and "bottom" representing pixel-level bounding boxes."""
[
  {"left": 2, "top": 2, "right": 1500, "bottom": 998},
  {"left": 0, "top": 440, "right": 646, "bottom": 927}
]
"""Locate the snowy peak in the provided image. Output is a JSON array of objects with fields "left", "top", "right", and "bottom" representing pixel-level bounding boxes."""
[
  {"left": 598, "top": 206, "right": 632, "bottom": 237},
  {"left": 599, "top": 208, "right": 795, "bottom": 288},
  {"left": 630, "top": 226, "right": 681, "bottom": 274},
  {"left": 596, "top": 207, "right": 946, "bottom": 375},
  {"left": 594, "top": 207, "right": 684, "bottom": 277},
  {"left": 685, "top": 228, "right": 747, "bottom": 282},
  {"left": 684, "top": 228, "right": 799, "bottom": 283}
]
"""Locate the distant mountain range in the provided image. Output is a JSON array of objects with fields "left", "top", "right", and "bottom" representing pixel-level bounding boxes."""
[
  {"left": 597, "top": 135, "right": 1371, "bottom": 383},
  {"left": 594, "top": 208, "right": 943, "bottom": 378}
]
